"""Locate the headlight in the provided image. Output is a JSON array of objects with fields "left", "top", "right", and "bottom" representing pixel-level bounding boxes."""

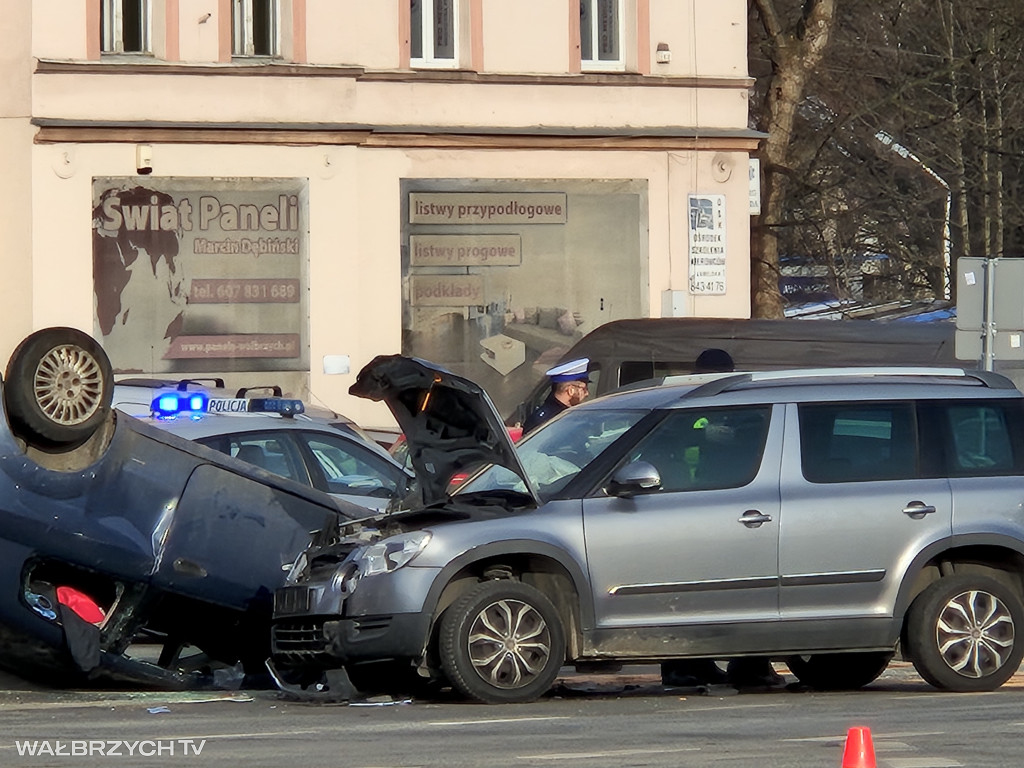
[
  {"left": 355, "top": 531, "right": 432, "bottom": 577},
  {"left": 330, "top": 560, "right": 360, "bottom": 595}
]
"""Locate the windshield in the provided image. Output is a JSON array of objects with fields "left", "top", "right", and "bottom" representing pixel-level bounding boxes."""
[{"left": 456, "top": 407, "right": 646, "bottom": 502}]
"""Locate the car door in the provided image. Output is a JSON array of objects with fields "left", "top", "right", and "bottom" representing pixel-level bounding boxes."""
[
  {"left": 581, "top": 404, "right": 782, "bottom": 654},
  {"left": 778, "top": 401, "right": 952, "bottom": 640},
  {"left": 931, "top": 398, "right": 1024, "bottom": 545}
]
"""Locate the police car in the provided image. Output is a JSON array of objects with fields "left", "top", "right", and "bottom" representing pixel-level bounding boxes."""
[{"left": 113, "top": 378, "right": 411, "bottom": 512}]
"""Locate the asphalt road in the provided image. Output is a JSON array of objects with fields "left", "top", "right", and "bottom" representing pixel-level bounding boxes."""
[{"left": 1, "top": 662, "right": 1022, "bottom": 768}]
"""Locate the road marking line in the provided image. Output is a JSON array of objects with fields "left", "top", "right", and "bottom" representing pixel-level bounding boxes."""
[
  {"left": 783, "top": 731, "right": 945, "bottom": 743},
  {"left": 430, "top": 716, "right": 571, "bottom": 727},
  {"left": 886, "top": 759, "right": 962, "bottom": 768},
  {"left": 674, "top": 702, "right": 786, "bottom": 713},
  {"left": 517, "top": 747, "right": 702, "bottom": 760}
]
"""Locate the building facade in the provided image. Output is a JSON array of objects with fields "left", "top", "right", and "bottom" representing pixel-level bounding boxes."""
[{"left": 2, "top": 0, "right": 760, "bottom": 424}]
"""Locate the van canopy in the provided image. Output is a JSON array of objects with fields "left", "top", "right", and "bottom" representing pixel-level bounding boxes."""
[{"left": 558, "top": 318, "right": 959, "bottom": 382}]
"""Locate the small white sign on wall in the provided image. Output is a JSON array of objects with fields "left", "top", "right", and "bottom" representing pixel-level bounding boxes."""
[
  {"left": 688, "top": 194, "right": 727, "bottom": 295},
  {"left": 749, "top": 158, "right": 762, "bottom": 215}
]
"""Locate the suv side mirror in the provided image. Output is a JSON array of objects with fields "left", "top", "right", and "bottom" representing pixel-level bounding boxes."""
[{"left": 607, "top": 461, "right": 661, "bottom": 498}]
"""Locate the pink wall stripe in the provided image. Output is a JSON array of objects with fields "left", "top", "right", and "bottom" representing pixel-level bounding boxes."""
[
  {"left": 166, "top": 0, "right": 180, "bottom": 61},
  {"left": 86, "top": 0, "right": 101, "bottom": 59},
  {"left": 292, "top": 0, "right": 307, "bottom": 63}
]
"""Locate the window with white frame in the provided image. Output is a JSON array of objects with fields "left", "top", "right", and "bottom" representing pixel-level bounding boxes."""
[
  {"left": 410, "top": 0, "right": 458, "bottom": 68},
  {"left": 233, "top": 0, "right": 279, "bottom": 57},
  {"left": 580, "top": 0, "right": 624, "bottom": 71},
  {"left": 101, "top": 0, "right": 150, "bottom": 54}
]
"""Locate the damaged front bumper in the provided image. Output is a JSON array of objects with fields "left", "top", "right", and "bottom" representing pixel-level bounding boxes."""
[{"left": 269, "top": 558, "right": 439, "bottom": 698}]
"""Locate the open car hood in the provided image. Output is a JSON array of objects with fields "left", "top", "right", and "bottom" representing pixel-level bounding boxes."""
[{"left": 350, "top": 355, "right": 540, "bottom": 507}]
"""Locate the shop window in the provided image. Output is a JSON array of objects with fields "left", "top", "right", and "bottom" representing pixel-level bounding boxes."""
[
  {"left": 411, "top": 0, "right": 458, "bottom": 68},
  {"left": 580, "top": 0, "right": 624, "bottom": 71},
  {"left": 234, "top": 0, "right": 279, "bottom": 57},
  {"left": 102, "top": 0, "right": 150, "bottom": 54}
]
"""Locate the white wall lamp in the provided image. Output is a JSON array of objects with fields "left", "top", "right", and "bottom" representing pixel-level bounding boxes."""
[{"left": 136, "top": 144, "right": 153, "bottom": 175}]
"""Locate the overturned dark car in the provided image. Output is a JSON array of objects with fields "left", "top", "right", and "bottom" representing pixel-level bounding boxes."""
[{"left": 0, "top": 328, "right": 366, "bottom": 688}]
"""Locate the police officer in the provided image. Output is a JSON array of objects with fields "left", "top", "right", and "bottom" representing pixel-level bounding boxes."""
[{"left": 523, "top": 358, "right": 590, "bottom": 433}]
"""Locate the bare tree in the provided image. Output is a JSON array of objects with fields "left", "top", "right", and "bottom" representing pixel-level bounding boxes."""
[
  {"left": 749, "top": 0, "right": 838, "bottom": 318},
  {"left": 747, "top": 0, "right": 1024, "bottom": 315}
]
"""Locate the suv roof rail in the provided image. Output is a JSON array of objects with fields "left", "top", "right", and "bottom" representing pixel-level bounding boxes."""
[{"left": 684, "top": 367, "right": 1016, "bottom": 399}]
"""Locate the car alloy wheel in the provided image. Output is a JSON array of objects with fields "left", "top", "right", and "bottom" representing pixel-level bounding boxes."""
[
  {"left": 439, "top": 579, "right": 565, "bottom": 704},
  {"left": 934, "top": 589, "right": 1014, "bottom": 678},
  {"left": 33, "top": 343, "right": 106, "bottom": 427},
  {"left": 467, "top": 596, "right": 551, "bottom": 689},
  {"left": 907, "top": 574, "right": 1024, "bottom": 692}
]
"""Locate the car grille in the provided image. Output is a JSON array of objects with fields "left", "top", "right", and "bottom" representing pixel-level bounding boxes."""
[
  {"left": 274, "top": 586, "right": 312, "bottom": 615},
  {"left": 272, "top": 620, "right": 327, "bottom": 656}
]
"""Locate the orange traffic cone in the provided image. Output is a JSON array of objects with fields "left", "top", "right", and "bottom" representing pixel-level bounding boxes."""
[{"left": 841, "top": 726, "right": 876, "bottom": 768}]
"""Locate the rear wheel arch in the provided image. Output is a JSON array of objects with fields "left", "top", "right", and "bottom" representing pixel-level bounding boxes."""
[{"left": 894, "top": 542, "right": 1024, "bottom": 627}]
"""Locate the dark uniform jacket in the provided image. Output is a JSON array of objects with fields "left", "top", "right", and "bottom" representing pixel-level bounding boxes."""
[{"left": 523, "top": 393, "right": 568, "bottom": 433}]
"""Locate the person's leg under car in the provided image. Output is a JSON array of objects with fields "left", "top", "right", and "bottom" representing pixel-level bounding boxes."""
[
  {"left": 660, "top": 658, "right": 729, "bottom": 686},
  {"left": 725, "top": 656, "right": 785, "bottom": 687}
]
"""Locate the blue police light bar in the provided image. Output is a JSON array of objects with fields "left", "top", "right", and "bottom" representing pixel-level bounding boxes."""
[
  {"left": 249, "top": 398, "right": 304, "bottom": 415},
  {"left": 151, "top": 392, "right": 210, "bottom": 418},
  {"left": 151, "top": 393, "right": 303, "bottom": 418}
]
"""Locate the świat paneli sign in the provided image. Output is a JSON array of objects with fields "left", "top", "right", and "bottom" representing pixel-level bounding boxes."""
[{"left": 92, "top": 177, "right": 308, "bottom": 373}]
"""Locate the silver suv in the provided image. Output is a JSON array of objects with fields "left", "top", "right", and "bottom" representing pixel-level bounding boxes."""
[{"left": 271, "top": 358, "right": 1024, "bottom": 703}]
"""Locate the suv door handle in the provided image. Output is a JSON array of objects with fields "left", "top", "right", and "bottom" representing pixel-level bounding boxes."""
[
  {"left": 902, "top": 501, "right": 937, "bottom": 519},
  {"left": 738, "top": 510, "right": 772, "bottom": 528}
]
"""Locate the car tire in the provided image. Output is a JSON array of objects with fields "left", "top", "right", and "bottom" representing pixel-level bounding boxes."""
[
  {"left": 3, "top": 327, "right": 113, "bottom": 449},
  {"left": 786, "top": 651, "right": 892, "bottom": 690},
  {"left": 439, "top": 579, "right": 565, "bottom": 704},
  {"left": 906, "top": 574, "right": 1024, "bottom": 692}
]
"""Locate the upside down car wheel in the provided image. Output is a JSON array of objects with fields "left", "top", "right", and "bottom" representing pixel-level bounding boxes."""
[{"left": 3, "top": 327, "right": 113, "bottom": 449}]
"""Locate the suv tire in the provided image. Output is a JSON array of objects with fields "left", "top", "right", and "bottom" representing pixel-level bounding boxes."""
[
  {"left": 439, "top": 580, "right": 565, "bottom": 704},
  {"left": 4, "top": 327, "right": 113, "bottom": 449},
  {"left": 786, "top": 651, "right": 892, "bottom": 690},
  {"left": 906, "top": 574, "right": 1024, "bottom": 692}
]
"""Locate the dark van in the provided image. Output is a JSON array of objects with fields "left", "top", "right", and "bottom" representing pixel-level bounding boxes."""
[{"left": 509, "top": 317, "right": 969, "bottom": 427}]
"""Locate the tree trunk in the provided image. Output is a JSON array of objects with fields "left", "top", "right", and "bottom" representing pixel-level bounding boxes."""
[
  {"left": 940, "top": 0, "right": 971, "bottom": 259},
  {"left": 991, "top": 28, "right": 1005, "bottom": 258},
  {"left": 750, "top": 0, "right": 838, "bottom": 318}
]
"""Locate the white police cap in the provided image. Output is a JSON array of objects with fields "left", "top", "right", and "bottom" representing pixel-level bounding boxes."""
[{"left": 546, "top": 357, "right": 590, "bottom": 383}]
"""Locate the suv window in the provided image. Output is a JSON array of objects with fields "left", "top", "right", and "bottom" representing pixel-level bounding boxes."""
[
  {"left": 800, "top": 402, "right": 917, "bottom": 483},
  {"left": 937, "top": 401, "right": 1024, "bottom": 477},
  {"left": 626, "top": 406, "right": 771, "bottom": 492}
]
